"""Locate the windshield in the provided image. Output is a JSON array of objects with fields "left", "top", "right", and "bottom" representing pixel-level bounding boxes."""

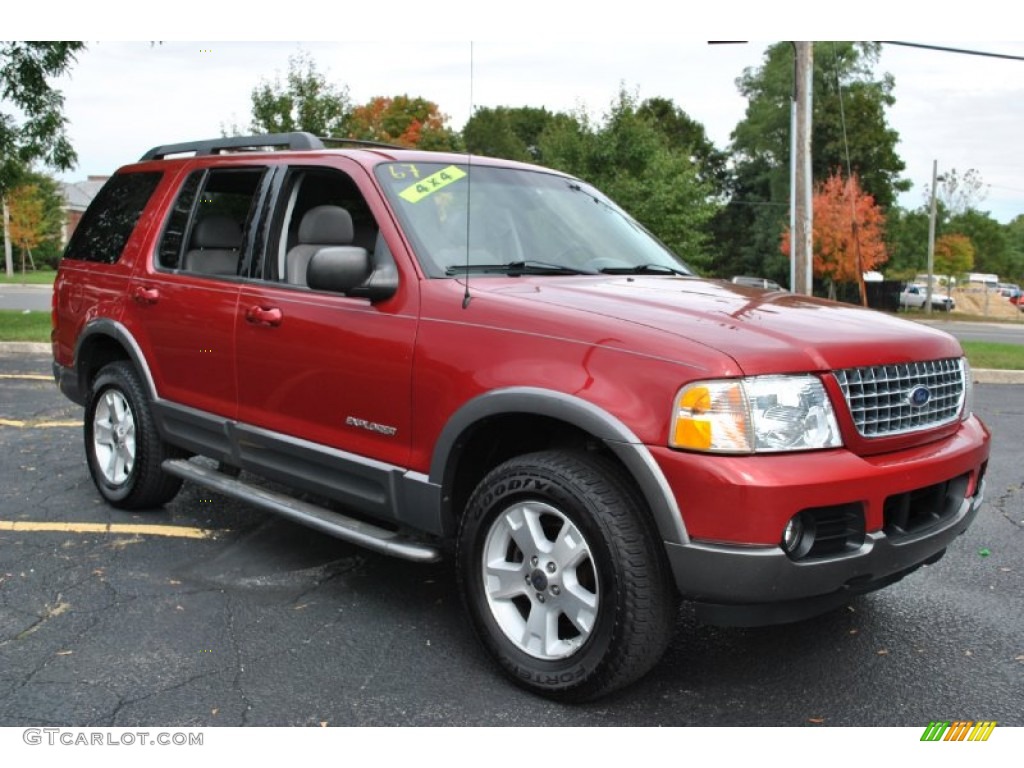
[{"left": 375, "top": 162, "right": 693, "bottom": 278}]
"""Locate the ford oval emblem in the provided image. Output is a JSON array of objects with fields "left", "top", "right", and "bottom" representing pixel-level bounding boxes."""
[{"left": 909, "top": 385, "right": 931, "bottom": 407}]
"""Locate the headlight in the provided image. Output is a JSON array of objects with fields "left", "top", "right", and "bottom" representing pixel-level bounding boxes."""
[
  {"left": 961, "top": 356, "right": 974, "bottom": 421},
  {"left": 670, "top": 375, "right": 842, "bottom": 454}
]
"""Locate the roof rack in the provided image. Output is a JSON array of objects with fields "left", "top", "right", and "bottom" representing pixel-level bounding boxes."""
[
  {"left": 317, "top": 136, "right": 406, "bottom": 151},
  {"left": 139, "top": 132, "right": 325, "bottom": 161}
]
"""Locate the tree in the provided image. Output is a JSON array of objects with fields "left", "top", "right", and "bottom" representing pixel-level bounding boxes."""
[
  {"left": 3, "top": 172, "right": 64, "bottom": 269},
  {"left": 6, "top": 184, "right": 45, "bottom": 271},
  {"left": 924, "top": 167, "right": 988, "bottom": 216},
  {"left": 933, "top": 233, "right": 975, "bottom": 285},
  {"left": 1006, "top": 214, "right": 1024, "bottom": 282},
  {"left": 462, "top": 106, "right": 555, "bottom": 161},
  {"left": 247, "top": 51, "right": 349, "bottom": 136},
  {"left": 1, "top": 41, "right": 85, "bottom": 276},
  {"left": 347, "top": 95, "right": 458, "bottom": 150},
  {"left": 637, "top": 97, "right": 729, "bottom": 199},
  {"left": 883, "top": 206, "right": 931, "bottom": 278},
  {"left": 781, "top": 171, "right": 887, "bottom": 294},
  {"left": 717, "top": 42, "right": 907, "bottom": 284},
  {"left": 537, "top": 89, "right": 718, "bottom": 270},
  {"left": 946, "top": 209, "right": 1008, "bottom": 277},
  {"left": 463, "top": 106, "right": 530, "bottom": 161},
  {"left": 733, "top": 42, "right": 906, "bottom": 209}
]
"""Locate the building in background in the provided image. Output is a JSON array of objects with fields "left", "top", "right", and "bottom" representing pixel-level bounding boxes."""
[{"left": 60, "top": 176, "right": 109, "bottom": 245}]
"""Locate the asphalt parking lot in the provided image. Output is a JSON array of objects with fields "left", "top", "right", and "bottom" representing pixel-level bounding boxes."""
[{"left": 1, "top": 349, "right": 1021, "bottom": 727}]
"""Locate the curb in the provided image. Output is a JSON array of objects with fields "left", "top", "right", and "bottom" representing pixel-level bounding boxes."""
[
  {"left": 0, "top": 342, "right": 51, "bottom": 355},
  {"left": 972, "top": 368, "right": 1024, "bottom": 385}
]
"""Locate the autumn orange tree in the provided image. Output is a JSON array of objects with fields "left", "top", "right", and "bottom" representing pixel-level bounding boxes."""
[
  {"left": 347, "top": 95, "right": 458, "bottom": 150},
  {"left": 7, "top": 184, "right": 46, "bottom": 272},
  {"left": 781, "top": 171, "right": 888, "bottom": 299}
]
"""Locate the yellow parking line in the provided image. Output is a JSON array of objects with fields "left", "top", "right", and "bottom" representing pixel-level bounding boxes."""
[
  {"left": 0, "top": 374, "right": 52, "bottom": 381},
  {"left": 0, "top": 521, "right": 217, "bottom": 539},
  {"left": 0, "top": 418, "right": 83, "bottom": 428}
]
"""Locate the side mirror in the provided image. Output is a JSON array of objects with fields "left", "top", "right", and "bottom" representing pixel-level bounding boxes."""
[
  {"left": 306, "top": 244, "right": 399, "bottom": 303},
  {"left": 307, "top": 247, "right": 371, "bottom": 294}
]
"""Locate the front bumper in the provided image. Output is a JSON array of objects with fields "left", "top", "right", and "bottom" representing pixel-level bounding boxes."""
[
  {"left": 665, "top": 479, "right": 983, "bottom": 625},
  {"left": 652, "top": 416, "right": 990, "bottom": 624}
]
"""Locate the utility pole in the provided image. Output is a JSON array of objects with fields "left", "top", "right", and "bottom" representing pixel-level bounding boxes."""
[
  {"left": 793, "top": 42, "right": 814, "bottom": 296},
  {"left": 926, "top": 160, "right": 938, "bottom": 316}
]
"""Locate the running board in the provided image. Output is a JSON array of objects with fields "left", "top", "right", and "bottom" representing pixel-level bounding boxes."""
[{"left": 162, "top": 459, "right": 441, "bottom": 563}]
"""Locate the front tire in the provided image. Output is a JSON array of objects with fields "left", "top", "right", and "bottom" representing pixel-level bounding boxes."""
[
  {"left": 84, "top": 361, "right": 182, "bottom": 509},
  {"left": 457, "top": 450, "right": 676, "bottom": 701}
]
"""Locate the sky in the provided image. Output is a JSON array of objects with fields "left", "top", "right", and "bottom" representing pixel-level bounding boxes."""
[{"left": 13, "top": 4, "right": 1024, "bottom": 224}]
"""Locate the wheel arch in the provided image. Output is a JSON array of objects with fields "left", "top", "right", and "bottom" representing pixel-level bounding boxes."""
[
  {"left": 74, "top": 319, "right": 158, "bottom": 403},
  {"left": 430, "top": 387, "right": 689, "bottom": 546}
]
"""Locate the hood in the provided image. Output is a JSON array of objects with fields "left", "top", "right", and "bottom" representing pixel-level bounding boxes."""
[{"left": 476, "top": 276, "right": 963, "bottom": 375}]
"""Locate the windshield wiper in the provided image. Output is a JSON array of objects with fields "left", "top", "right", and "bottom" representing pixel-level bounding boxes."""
[
  {"left": 446, "top": 260, "right": 598, "bottom": 276},
  {"left": 598, "top": 263, "right": 690, "bottom": 276}
]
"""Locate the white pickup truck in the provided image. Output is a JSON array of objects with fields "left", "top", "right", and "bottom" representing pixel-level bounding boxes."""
[{"left": 900, "top": 284, "right": 955, "bottom": 311}]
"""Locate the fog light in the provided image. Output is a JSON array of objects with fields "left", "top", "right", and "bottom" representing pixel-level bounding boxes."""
[
  {"left": 782, "top": 516, "right": 804, "bottom": 554},
  {"left": 782, "top": 513, "right": 817, "bottom": 559}
]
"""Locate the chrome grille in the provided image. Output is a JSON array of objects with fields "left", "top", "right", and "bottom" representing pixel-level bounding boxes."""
[{"left": 833, "top": 359, "right": 964, "bottom": 438}]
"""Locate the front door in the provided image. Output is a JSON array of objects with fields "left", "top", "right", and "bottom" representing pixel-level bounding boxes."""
[{"left": 233, "top": 162, "right": 418, "bottom": 476}]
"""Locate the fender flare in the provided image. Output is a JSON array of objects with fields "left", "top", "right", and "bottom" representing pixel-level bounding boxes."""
[
  {"left": 429, "top": 387, "right": 689, "bottom": 546},
  {"left": 74, "top": 319, "right": 159, "bottom": 402}
]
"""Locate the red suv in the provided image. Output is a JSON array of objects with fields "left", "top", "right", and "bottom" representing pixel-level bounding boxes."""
[{"left": 52, "top": 133, "right": 990, "bottom": 700}]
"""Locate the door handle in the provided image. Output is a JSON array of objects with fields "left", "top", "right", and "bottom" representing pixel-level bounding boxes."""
[
  {"left": 245, "top": 305, "right": 283, "bottom": 327},
  {"left": 132, "top": 286, "right": 159, "bottom": 304}
]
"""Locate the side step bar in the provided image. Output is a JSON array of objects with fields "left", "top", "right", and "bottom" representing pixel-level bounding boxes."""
[{"left": 162, "top": 459, "right": 441, "bottom": 563}]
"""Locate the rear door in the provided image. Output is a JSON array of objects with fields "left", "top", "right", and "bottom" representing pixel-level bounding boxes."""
[{"left": 126, "top": 164, "right": 270, "bottom": 423}]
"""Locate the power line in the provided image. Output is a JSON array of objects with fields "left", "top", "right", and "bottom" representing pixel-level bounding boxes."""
[
  {"left": 725, "top": 200, "right": 788, "bottom": 208},
  {"left": 986, "top": 183, "right": 1024, "bottom": 195},
  {"left": 879, "top": 41, "right": 1024, "bottom": 62}
]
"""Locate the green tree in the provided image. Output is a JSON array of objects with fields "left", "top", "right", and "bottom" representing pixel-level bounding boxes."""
[
  {"left": 934, "top": 233, "right": 975, "bottom": 285},
  {"left": 715, "top": 42, "right": 907, "bottom": 284},
  {"left": 463, "top": 107, "right": 528, "bottom": 160},
  {"left": 947, "top": 209, "right": 1008, "bottom": 277},
  {"left": 733, "top": 42, "right": 906, "bottom": 208},
  {"left": 462, "top": 106, "right": 554, "bottom": 161},
  {"left": 1005, "top": 214, "right": 1024, "bottom": 282},
  {"left": 1, "top": 41, "right": 85, "bottom": 276},
  {"left": 246, "top": 51, "right": 349, "bottom": 136},
  {"left": 884, "top": 206, "right": 931, "bottom": 278},
  {"left": 538, "top": 90, "right": 717, "bottom": 270},
  {"left": 637, "top": 97, "right": 729, "bottom": 199}
]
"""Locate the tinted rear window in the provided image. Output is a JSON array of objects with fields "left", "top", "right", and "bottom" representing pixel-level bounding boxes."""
[{"left": 63, "top": 171, "right": 162, "bottom": 263}]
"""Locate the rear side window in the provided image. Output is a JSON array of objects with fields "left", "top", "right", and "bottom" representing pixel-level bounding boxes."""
[
  {"left": 63, "top": 172, "right": 162, "bottom": 263},
  {"left": 157, "top": 167, "right": 264, "bottom": 274}
]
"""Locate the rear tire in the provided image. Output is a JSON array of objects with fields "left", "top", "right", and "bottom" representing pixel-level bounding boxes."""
[
  {"left": 457, "top": 450, "right": 676, "bottom": 701},
  {"left": 84, "top": 361, "right": 183, "bottom": 509}
]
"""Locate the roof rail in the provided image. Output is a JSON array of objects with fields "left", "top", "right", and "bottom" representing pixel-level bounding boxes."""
[
  {"left": 140, "top": 132, "right": 325, "bottom": 161},
  {"left": 317, "top": 136, "right": 406, "bottom": 150}
]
